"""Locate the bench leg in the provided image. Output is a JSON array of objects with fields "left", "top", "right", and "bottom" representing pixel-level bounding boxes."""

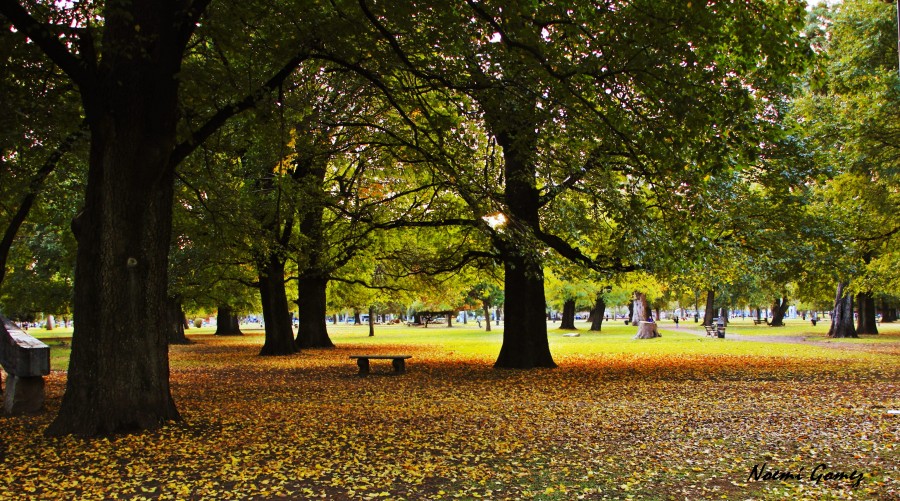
[
  {"left": 392, "top": 358, "right": 406, "bottom": 374},
  {"left": 356, "top": 358, "right": 370, "bottom": 375}
]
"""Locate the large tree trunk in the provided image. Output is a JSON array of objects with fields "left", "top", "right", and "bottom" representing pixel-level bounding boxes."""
[
  {"left": 45, "top": 4, "right": 188, "bottom": 435},
  {"left": 215, "top": 304, "right": 243, "bottom": 336},
  {"left": 257, "top": 255, "right": 297, "bottom": 356},
  {"left": 559, "top": 299, "right": 577, "bottom": 329},
  {"left": 769, "top": 297, "right": 789, "bottom": 327},
  {"left": 632, "top": 293, "right": 658, "bottom": 339},
  {"left": 494, "top": 249, "right": 553, "bottom": 368},
  {"left": 703, "top": 290, "right": 715, "bottom": 326},
  {"left": 631, "top": 292, "right": 648, "bottom": 324},
  {"left": 490, "top": 133, "right": 549, "bottom": 367},
  {"left": 883, "top": 299, "right": 898, "bottom": 322},
  {"left": 293, "top": 151, "right": 333, "bottom": 348},
  {"left": 482, "top": 88, "right": 555, "bottom": 369},
  {"left": 856, "top": 291, "right": 878, "bottom": 335},
  {"left": 295, "top": 275, "right": 334, "bottom": 348},
  {"left": 829, "top": 282, "right": 857, "bottom": 338},
  {"left": 166, "top": 296, "right": 190, "bottom": 345},
  {"left": 589, "top": 294, "right": 606, "bottom": 332}
]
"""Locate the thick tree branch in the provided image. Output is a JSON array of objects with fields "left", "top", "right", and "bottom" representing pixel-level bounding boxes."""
[
  {"left": 169, "top": 51, "right": 311, "bottom": 169},
  {"left": 530, "top": 225, "right": 636, "bottom": 274},
  {"left": 327, "top": 276, "right": 409, "bottom": 292},
  {"left": 0, "top": 0, "right": 89, "bottom": 86},
  {"left": 380, "top": 249, "right": 499, "bottom": 280}
]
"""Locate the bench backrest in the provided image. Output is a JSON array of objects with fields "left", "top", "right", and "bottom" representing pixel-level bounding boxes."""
[{"left": 0, "top": 316, "right": 50, "bottom": 377}]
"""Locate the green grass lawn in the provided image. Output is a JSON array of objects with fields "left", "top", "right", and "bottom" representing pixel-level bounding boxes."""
[
  {"left": 29, "top": 319, "right": 900, "bottom": 372},
  {"left": 6, "top": 320, "right": 895, "bottom": 500},
  {"left": 325, "top": 320, "right": 898, "bottom": 361}
]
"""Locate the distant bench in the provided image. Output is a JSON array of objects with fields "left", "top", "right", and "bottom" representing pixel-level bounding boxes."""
[
  {"left": 752, "top": 318, "right": 768, "bottom": 326},
  {"left": 349, "top": 355, "right": 411, "bottom": 375},
  {"left": 704, "top": 325, "right": 725, "bottom": 338}
]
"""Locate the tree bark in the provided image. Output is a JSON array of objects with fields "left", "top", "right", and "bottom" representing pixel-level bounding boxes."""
[
  {"left": 494, "top": 248, "right": 553, "bottom": 368},
  {"left": 559, "top": 299, "right": 577, "bottom": 329},
  {"left": 483, "top": 301, "right": 492, "bottom": 332},
  {"left": 295, "top": 275, "right": 334, "bottom": 348},
  {"left": 292, "top": 151, "right": 334, "bottom": 348},
  {"left": 368, "top": 305, "right": 375, "bottom": 337},
  {"left": 482, "top": 90, "right": 554, "bottom": 369},
  {"left": 703, "top": 290, "right": 715, "bottom": 326},
  {"left": 42, "top": 3, "right": 189, "bottom": 435},
  {"left": 631, "top": 292, "right": 648, "bottom": 324},
  {"left": 166, "top": 296, "right": 190, "bottom": 345},
  {"left": 589, "top": 294, "right": 606, "bottom": 332},
  {"left": 855, "top": 291, "right": 878, "bottom": 334},
  {"left": 769, "top": 297, "right": 789, "bottom": 327},
  {"left": 214, "top": 304, "right": 243, "bottom": 336},
  {"left": 634, "top": 321, "right": 660, "bottom": 339},
  {"left": 257, "top": 255, "right": 297, "bottom": 356},
  {"left": 828, "top": 282, "right": 857, "bottom": 338}
]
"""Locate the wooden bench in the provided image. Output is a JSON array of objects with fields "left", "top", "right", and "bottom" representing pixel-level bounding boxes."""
[
  {"left": 752, "top": 318, "right": 768, "bottom": 326},
  {"left": 349, "top": 355, "right": 411, "bottom": 375},
  {"left": 1, "top": 316, "right": 50, "bottom": 414},
  {"left": 705, "top": 324, "right": 726, "bottom": 338}
]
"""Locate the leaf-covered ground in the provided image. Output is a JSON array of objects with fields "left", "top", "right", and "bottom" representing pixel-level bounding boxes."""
[{"left": 1, "top": 324, "right": 897, "bottom": 500}]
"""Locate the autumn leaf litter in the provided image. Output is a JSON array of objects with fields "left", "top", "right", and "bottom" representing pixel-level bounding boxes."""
[{"left": 0, "top": 335, "right": 896, "bottom": 500}]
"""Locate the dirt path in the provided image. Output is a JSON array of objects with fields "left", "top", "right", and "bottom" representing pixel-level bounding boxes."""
[{"left": 680, "top": 327, "right": 900, "bottom": 355}]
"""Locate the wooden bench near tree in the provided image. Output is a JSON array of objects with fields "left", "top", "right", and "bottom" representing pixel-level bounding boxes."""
[
  {"left": 0, "top": 316, "right": 50, "bottom": 414},
  {"left": 349, "top": 355, "right": 412, "bottom": 375},
  {"left": 753, "top": 318, "right": 769, "bottom": 325},
  {"left": 704, "top": 324, "right": 726, "bottom": 338}
]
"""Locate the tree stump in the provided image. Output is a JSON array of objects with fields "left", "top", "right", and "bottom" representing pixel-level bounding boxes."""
[{"left": 633, "top": 321, "right": 660, "bottom": 339}]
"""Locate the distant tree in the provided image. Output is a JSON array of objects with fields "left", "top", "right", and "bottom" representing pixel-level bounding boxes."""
[
  {"left": 793, "top": 0, "right": 900, "bottom": 334},
  {"left": 342, "top": 1, "right": 807, "bottom": 369}
]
